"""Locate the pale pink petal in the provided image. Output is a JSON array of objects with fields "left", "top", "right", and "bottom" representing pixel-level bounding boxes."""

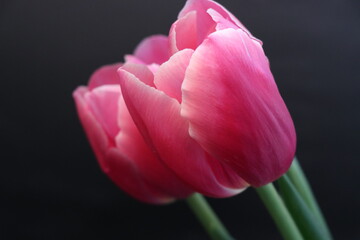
[
  {"left": 124, "top": 54, "right": 145, "bottom": 64},
  {"left": 178, "top": 1, "right": 216, "bottom": 46},
  {"left": 179, "top": 0, "right": 244, "bottom": 31},
  {"left": 121, "top": 62, "right": 155, "bottom": 87},
  {"left": 146, "top": 64, "right": 160, "bottom": 74},
  {"left": 124, "top": 55, "right": 160, "bottom": 74},
  {"left": 181, "top": 28, "right": 296, "bottom": 187},
  {"left": 207, "top": 8, "right": 238, "bottom": 30},
  {"left": 118, "top": 69, "right": 247, "bottom": 197},
  {"left": 178, "top": 0, "right": 260, "bottom": 43},
  {"left": 133, "top": 35, "right": 169, "bottom": 65},
  {"left": 154, "top": 49, "right": 194, "bottom": 102},
  {"left": 169, "top": 11, "right": 198, "bottom": 54},
  {"left": 88, "top": 63, "right": 122, "bottom": 90},
  {"left": 115, "top": 96, "right": 193, "bottom": 198},
  {"left": 105, "top": 148, "right": 176, "bottom": 204},
  {"left": 73, "top": 87, "right": 112, "bottom": 171},
  {"left": 84, "top": 85, "right": 121, "bottom": 139}
]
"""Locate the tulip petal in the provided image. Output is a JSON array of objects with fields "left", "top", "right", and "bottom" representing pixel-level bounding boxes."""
[
  {"left": 179, "top": 0, "right": 247, "bottom": 32},
  {"left": 154, "top": 49, "right": 194, "bottom": 102},
  {"left": 133, "top": 35, "right": 169, "bottom": 65},
  {"left": 88, "top": 63, "right": 122, "bottom": 90},
  {"left": 118, "top": 68, "right": 247, "bottom": 197},
  {"left": 181, "top": 28, "right": 296, "bottom": 187},
  {"left": 121, "top": 62, "right": 155, "bottom": 87},
  {"left": 105, "top": 148, "right": 175, "bottom": 204},
  {"left": 207, "top": 8, "right": 238, "bottom": 30},
  {"left": 84, "top": 85, "right": 121, "bottom": 140},
  {"left": 115, "top": 96, "right": 193, "bottom": 198},
  {"left": 178, "top": 0, "right": 260, "bottom": 44},
  {"left": 73, "top": 87, "right": 112, "bottom": 171},
  {"left": 169, "top": 11, "right": 198, "bottom": 54}
]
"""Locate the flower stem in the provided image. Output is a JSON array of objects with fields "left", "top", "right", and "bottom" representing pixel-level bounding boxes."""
[
  {"left": 278, "top": 175, "right": 329, "bottom": 240},
  {"left": 255, "top": 183, "right": 304, "bottom": 240},
  {"left": 286, "top": 158, "right": 332, "bottom": 239},
  {"left": 186, "top": 193, "right": 234, "bottom": 240}
]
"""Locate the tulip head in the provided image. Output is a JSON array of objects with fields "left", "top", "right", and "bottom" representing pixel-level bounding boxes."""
[
  {"left": 74, "top": 0, "right": 296, "bottom": 201},
  {"left": 119, "top": 0, "right": 296, "bottom": 193}
]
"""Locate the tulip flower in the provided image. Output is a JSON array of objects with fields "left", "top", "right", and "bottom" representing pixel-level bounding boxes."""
[
  {"left": 118, "top": 0, "right": 296, "bottom": 197},
  {"left": 73, "top": 64, "right": 193, "bottom": 204}
]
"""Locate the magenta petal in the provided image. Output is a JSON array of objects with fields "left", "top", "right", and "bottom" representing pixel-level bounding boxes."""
[
  {"left": 154, "top": 49, "right": 194, "bottom": 102},
  {"left": 105, "top": 148, "right": 175, "bottom": 204},
  {"left": 88, "top": 63, "right": 122, "bottom": 90},
  {"left": 73, "top": 87, "right": 112, "bottom": 171},
  {"left": 115, "top": 96, "right": 193, "bottom": 199},
  {"left": 118, "top": 69, "right": 247, "bottom": 197},
  {"left": 133, "top": 35, "right": 169, "bottom": 65},
  {"left": 181, "top": 29, "right": 296, "bottom": 187}
]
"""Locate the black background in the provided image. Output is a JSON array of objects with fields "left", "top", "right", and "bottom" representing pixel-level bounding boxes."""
[{"left": 1, "top": 0, "right": 359, "bottom": 239}]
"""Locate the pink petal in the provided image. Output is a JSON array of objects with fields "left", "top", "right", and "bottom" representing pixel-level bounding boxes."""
[
  {"left": 169, "top": 11, "right": 198, "bottom": 54},
  {"left": 118, "top": 68, "right": 247, "bottom": 197},
  {"left": 88, "top": 63, "right": 122, "bottom": 90},
  {"left": 181, "top": 28, "right": 296, "bottom": 187},
  {"left": 178, "top": 1, "right": 216, "bottom": 46},
  {"left": 133, "top": 35, "right": 169, "bottom": 65},
  {"left": 207, "top": 8, "right": 238, "bottom": 30},
  {"left": 154, "top": 49, "right": 194, "bottom": 102},
  {"left": 179, "top": 0, "right": 244, "bottom": 31},
  {"left": 105, "top": 148, "right": 176, "bottom": 204},
  {"left": 121, "top": 62, "right": 155, "bottom": 87},
  {"left": 84, "top": 85, "right": 121, "bottom": 140},
  {"left": 124, "top": 55, "right": 145, "bottom": 64},
  {"left": 73, "top": 87, "right": 112, "bottom": 171},
  {"left": 178, "top": 0, "right": 260, "bottom": 44},
  {"left": 115, "top": 96, "right": 193, "bottom": 198}
]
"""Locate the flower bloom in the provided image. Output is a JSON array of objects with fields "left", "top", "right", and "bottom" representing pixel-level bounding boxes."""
[
  {"left": 73, "top": 64, "right": 193, "bottom": 204},
  {"left": 118, "top": 0, "right": 296, "bottom": 196}
]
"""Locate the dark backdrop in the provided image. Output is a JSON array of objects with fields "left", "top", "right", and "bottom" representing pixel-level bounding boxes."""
[{"left": 1, "top": 0, "right": 359, "bottom": 239}]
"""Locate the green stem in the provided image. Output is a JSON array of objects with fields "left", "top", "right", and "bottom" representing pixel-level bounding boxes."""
[
  {"left": 186, "top": 193, "right": 234, "bottom": 240},
  {"left": 278, "top": 175, "right": 329, "bottom": 240},
  {"left": 256, "top": 183, "right": 304, "bottom": 240},
  {"left": 286, "top": 158, "right": 332, "bottom": 239}
]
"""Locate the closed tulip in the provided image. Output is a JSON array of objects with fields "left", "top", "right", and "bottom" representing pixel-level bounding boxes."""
[
  {"left": 73, "top": 63, "right": 193, "bottom": 204},
  {"left": 118, "top": 0, "right": 296, "bottom": 197}
]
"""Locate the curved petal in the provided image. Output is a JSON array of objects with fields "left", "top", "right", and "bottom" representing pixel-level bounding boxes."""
[
  {"left": 178, "top": 0, "right": 260, "bottom": 44},
  {"left": 178, "top": 0, "right": 216, "bottom": 46},
  {"left": 207, "top": 8, "right": 238, "bottom": 30},
  {"left": 169, "top": 11, "right": 198, "bottom": 54},
  {"left": 124, "top": 55, "right": 145, "bottom": 64},
  {"left": 133, "top": 35, "right": 169, "bottom": 65},
  {"left": 88, "top": 63, "right": 122, "bottom": 90},
  {"left": 118, "top": 68, "right": 247, "bottom": 197},
  {"left": 84, "top": 85, "right": 121, "bottom": 139},
  {"left": 121, "top": 62, "right": 155, "bottom": 87},
  {"left": 154, "top": 49, "right": 194, "bottom": 102},
  {"left": 115, "top": 96, "right": 193, "bottom": 198},
  {"left": 72, "top": 87, "right": 112, "bottom": 172},
  {"left": 105, "top": 148, "right": 176, "bottom": 204},
  {"left": 179, "top": 0, "right": 244, "bottom": 32},
  {"left": 181, "top": 28, "right": 296, "bottom": 187}
]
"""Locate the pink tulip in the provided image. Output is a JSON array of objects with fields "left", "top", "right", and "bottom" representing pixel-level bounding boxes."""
[
  {"left": 118, "top": 0, "right": 296, "bottom": 197},
  {"left": 73, "top": 63, "right": 193, "bottom": 204}
]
